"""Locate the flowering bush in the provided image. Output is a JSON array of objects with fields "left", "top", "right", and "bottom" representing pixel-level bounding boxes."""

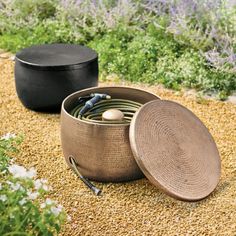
[
  {"left": 89, "top": 24, "right": 236, "bottom": 95},
  {"left": 0, "top": 0, "right": 235, "bottom": 97},
  {"left": 0, "top": 133, "right": 66, "bottom": 235},
  {"left": 143, "top": 0, "right": 236, "bottom": 74}
]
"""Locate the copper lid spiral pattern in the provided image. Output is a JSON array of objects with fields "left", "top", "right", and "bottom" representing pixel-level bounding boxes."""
[{"left": 130, "top": 100, "right": 221, "bottom": 201}]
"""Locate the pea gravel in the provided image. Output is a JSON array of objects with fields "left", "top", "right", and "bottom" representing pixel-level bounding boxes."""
[{"left": 0, "top": 58, "right": 236, "bottom": 236}]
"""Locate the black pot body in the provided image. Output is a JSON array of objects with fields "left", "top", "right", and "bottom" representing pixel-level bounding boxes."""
[{"left": 14, "top": 59, "right": 98, "bottom": 111}]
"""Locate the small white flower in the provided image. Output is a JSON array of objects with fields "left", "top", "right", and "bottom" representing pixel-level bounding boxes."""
[
  {"left": 0, "top": 195, "right": 7, "bottom": 202},
  {"left": 27, "top": 191, "right": 39, "bottom": 200},
  {"left": 19, "top": 198, "right": 27, "bottom": 205},
  {"left": 10, "top": 182, "right": 22, "bottom": 191},
  {"left": 9, "top": 165, "right": 27, "bottom": 178},
  {"left": 1, "top": 133, "right": 16, "bottom": 140},
  {"left": 34, "top": 179, "right": 50, "bottom": 192},
  {"left": 40, "top": 203, "right": 46, "bottom": 208},
  {"left": 8, "top": 164, "right": 36, "bottom": 179},
  {"left": 42, "top": 184, "right": 49, "bottom": 191},
  {"left": 40, "top": 198, "right": 54, "bottom": 208},
  {"left": 67, "top": 215, "right": 72, "bottom": 222},
  {"left": 34, "top": 179, "right": 42, "bottom": 190},
  {"left": 50, "top": 205, "right": 63, "bottom": 216},
  {"left": 46, "top": 198, "right": 53, "bottom": 205},
  {"left": 27, "top": 168, "right": 37, "bottom": 178},
  {"left": 41, "top": 179, "right": 48, "bottom": 184},
  {"left": 6, "top": 181, "right": 24, "bottom": 192}
]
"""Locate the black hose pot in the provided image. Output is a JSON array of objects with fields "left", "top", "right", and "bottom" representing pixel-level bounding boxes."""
[{"left": 14, "top": 44, "right": 98, "bottom": 111}]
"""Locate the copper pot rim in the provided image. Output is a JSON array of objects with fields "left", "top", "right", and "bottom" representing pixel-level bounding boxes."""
[{"left": 61, "top": 86, "right": 160, "bottom": 127}]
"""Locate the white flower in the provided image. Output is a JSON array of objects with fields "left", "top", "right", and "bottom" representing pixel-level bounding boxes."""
[
  {"left": 19, "top": 198, "right": 27, "bottom": 205},
  {"left": 40, "top": 198, "right": 54, "bottom": 208},
  {"left": 46, "top": 198, "right": 53, "bottom": 205},
  {"left": 10, "top": 182, "right": 22, "bottom": 191},
  {"left": 42, "top": 185, "right": 50, "bottom": 191},
  {"left": 40, "top": 179, "right": 51, "bottom": 191},
  {"left": 8, "top": 164, "right": 36, "bottom": 179},
  {"left": 34, "top": 179, "right": 50, "bottom": 191},
  {"left": 0, "top": 195, "right": 7, "bottom": 202},
  {"left": 27, "top": 191, "right": 39, "bottom": 200},
  {"left": 50, "top": 205, "right": 63, "bottom": 216},
  {"left": 1, "top": 133, "right": 16, "bottom": 140},
  {"left": 67, "top": 215, "right": 72, "bottom": 222},
  {"left": 6, "top": 181, "right": 24, "bottom": 192},
  {"left": 27, "top": 168, "right": 36, "bottom": 178},
  {"left": 8, "top": 165, "right": 26, "bottom": 178},
  {"left": 41, "top": 179, "right": 48, "bottom": 184},
  {"left": 40, "top": 203, "right": 46, "bottom": 208},
  {"left": 34, "top": 179, "right": 42, "bottom": 190}
]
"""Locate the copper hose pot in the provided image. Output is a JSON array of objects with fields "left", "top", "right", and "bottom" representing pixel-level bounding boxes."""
[{"left": 61, "top": 86, "right": 159, "bottom": 182}]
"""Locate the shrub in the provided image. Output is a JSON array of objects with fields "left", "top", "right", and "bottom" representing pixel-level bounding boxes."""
[
  {"left": 89, "top": 24, "right": 236, "bottom": 94},
  {"left": 0, "top": 133, "right": 66, "bottom": 235},
  {"left": 0, "top": 0, "right": 57, "bottom": 34},
  {"left": 143, "top": 0, "right": 236, "bottom": 74},
  {"left": 0, "top": 0, "right": 235, "bottom": 97},
  {"left": 0, "top": 20, "right": 77, "bottom": 52}
]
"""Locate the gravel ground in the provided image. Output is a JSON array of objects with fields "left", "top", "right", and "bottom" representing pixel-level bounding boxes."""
[{"left": 0, "top": 58, "right": 236, "bottom": 235}]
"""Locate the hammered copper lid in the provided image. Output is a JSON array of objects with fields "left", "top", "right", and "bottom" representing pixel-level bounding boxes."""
[{"left": 129, "top": 100, "right": 221, "bottom": 201}]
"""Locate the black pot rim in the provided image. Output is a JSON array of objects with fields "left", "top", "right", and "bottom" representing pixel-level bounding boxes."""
[
  {"left": 15, "top": 43, "right": 98, "bottom": 71},
  {"left": 15, "top": 57, "right": 97, "bottom": 71}
]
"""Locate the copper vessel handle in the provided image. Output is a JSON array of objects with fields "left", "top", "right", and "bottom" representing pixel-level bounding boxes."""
[{"left": 69, "top": 156, "right": 102, "bottom": 196}]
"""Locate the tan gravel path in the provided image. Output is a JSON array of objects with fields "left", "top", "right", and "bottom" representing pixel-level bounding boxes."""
[{"left": 0, "top": 59, "right": 236, "bottom": 235}]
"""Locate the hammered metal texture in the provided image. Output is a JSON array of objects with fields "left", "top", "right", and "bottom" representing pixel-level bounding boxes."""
[
  {"left": 130, "top": 100, "right": 221, "bottom": 201},
  {"left": 61, "top": 86, "right": 159, "bottom": 182}
]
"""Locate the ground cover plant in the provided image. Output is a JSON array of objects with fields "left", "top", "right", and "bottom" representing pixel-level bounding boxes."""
[
  {"left": 0, "top": 0, "right": 235, "bottom": 98},
  {"left": 0, "top": 133, "right": 66, "bottom": 235}
]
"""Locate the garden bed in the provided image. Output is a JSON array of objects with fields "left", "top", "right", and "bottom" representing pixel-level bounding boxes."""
[
  {"left": 0, "top": 58, "right": 235, "bottom": 235},
  {"left": 0, "top": 0, "right": 235, "bottom": 98}
]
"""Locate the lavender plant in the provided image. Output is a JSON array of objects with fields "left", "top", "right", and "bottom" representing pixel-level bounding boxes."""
[
  {"left": 0, "top": 133, "right": 66, "bottom": 235},
  {"left": 143, "top": 0, "right": 236, "bottom": 74},
  {"left": 0, "top": 0, "right": 235, "bottom": 96},
  {"left": 56, "top": 0, "right": 144, "bottom": 42},
  {"left": 0, "top": 0, "right": 57, "bottom": 34}
]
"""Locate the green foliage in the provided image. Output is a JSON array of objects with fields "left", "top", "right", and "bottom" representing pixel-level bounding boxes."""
[
  {"left": 0, "top": 0, "right": 235, "bottom": 97},
  {"left": 0, "top": 19, "right": 77, "bottom": 52},
  {"left": 0, "top": 0, "right": 57, "bottom": 34},
  {"left": 13, "top": 0, "right": 57, "bottom": 20},
  {"left": 0, "top": 134, "right": 66, "bottom": 235},
  {"left": 89, "top": 24, "right": 236, "bottom": 94}
]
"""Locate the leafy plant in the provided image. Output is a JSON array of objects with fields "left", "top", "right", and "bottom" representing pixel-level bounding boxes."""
[
  {"left": 0, "top": 0, "right": 235, "bottom": 97},
  {"left": 89, "top": 24, "right": 236, "bottom": 94},
  {"left": 143, "top": 0, "right": 236, "bottom": 73},
  {"left": 0, "top": 133, "right": 66, "bottom": 235}
]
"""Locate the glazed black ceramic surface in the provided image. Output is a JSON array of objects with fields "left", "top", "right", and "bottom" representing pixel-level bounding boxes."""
[{"left": 14, "top": 44, "right": 98, "bottom": 111}]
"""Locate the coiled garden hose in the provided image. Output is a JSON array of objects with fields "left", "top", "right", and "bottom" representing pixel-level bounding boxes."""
[
  {"left": 69, "top": 156, "right": 101, "bottom": 196},
  {"left": 69, "top": 93, "right": 142, "bottom": 195},
  {"left": 70, "top": 94, "right": 142, "bottom": 124}
]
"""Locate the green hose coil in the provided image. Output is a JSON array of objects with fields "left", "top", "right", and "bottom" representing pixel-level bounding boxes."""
[{"left": 70, "top": 99, "right": 142, "bottom": 124}]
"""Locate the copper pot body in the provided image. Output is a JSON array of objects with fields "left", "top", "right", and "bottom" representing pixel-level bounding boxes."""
[{"left": 61, "top": 86, "right": 159, "bottom": 182}]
